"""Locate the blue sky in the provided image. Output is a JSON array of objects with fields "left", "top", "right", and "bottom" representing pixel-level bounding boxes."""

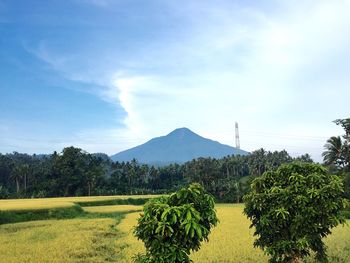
[{"left": 1, "top": 0, "right": 350, "bottom": 161}]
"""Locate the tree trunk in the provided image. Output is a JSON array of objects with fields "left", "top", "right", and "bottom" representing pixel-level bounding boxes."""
[
  {"left": 16, "top": 178, "right": 19, "bottom": 194},
  {"left": 88, "top": 182, "right": 91, "bottom": 196},
  {"left": 24, "top": 174, "right": 27, "bottom": 192}
]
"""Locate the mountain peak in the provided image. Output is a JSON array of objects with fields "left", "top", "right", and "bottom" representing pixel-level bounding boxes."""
[
  {"left": 167, "top": 127, "right": 196, "bottom": 137},
  {"left": 111, "top": 127, "right": 248, "bottom": 165}
]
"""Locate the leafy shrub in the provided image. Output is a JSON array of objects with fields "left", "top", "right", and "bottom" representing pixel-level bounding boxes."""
[
  {"left": 133, "top": 183, "right": 218, "bottom": 263},
  {"left": 244, "top": 162, "right": 349, "bottom": 263}
]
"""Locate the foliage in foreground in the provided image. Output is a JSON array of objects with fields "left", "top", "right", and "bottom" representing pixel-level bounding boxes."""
[
  {"left": 133, "top": 183, "right": 218, "bottom": 263},
  {"left": 244, "top": 163, "right": 348, "bottom": 263}
]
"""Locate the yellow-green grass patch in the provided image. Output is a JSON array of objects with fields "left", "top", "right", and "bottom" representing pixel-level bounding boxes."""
[
  {"left": 115, "top": 212, "right": 145, "bottom": 262},
  {"left": 120, "top": 204, "right": 350, "bottom": 263},
  {"left": 0, "top": 199, "right": 74, "bottom": 211},
  {"left": 0, "top": 217, "right": 122, "bottom": 263},
  {"left": 0, "top": 195, "right": 159, "bottom": 211}
]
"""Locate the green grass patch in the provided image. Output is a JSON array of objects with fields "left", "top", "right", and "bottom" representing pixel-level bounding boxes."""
[
  {"left": 0, "top": 205, "right": 85, "bottom": 225},
  {"left": 0, "top": 204, "right": 140, "bottom": 225},
  {"left": 76, "top": 197, "right": 152, "bottom": 207}
]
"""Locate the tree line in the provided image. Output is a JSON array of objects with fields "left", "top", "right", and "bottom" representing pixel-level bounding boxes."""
[
  {"left": 1, "top": 118, "right": 348, "bottom": 202},
  {"left": 0, "top": 146, "right": 312, "bottom": 202}
]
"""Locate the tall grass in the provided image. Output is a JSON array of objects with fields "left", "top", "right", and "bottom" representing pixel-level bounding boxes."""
[{"left": 0, "top": 217, "right": 123, "bottom": 263}]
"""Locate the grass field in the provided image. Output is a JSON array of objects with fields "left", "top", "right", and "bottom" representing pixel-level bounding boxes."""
[
  {"left": 117, "top": 204, "right": 350, "bottom": 263},
  {"left": 0, "top": 198, "right": 349, "bottom": 262},
  {"left": 0, "top": 217, "right": 122, "bottom": 263},
  {"left": 0, "top": 195, "right": 158, "bottom": 211}
]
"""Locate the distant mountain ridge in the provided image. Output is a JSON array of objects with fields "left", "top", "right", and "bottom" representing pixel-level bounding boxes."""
[{"left": 110, "top": 128, "right": 248, "bottom": 165}]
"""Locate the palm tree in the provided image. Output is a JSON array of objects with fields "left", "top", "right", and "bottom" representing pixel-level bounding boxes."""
[
  {"left": 21, "top": 164, "right": 30, "bottom": 193},
  {"left": 334, "top": 118, "right": 350, "bottom": 140},
  {"left": 10, "top": 165, "right": 22, "bottom": 194},
  {"left": 322, "top": 136, "right": 344, "bottom": 167}
]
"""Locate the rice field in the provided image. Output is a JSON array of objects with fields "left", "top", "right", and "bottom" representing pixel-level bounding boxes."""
[
  {"left": 118, "top": 204, "right": 350, "bottom": 263},
  {"left": 0, "top": 195, "right": 158, "bottom": 211},
  {"left": 0, "top": 199, "right": 75, "bottom": 211},
  {"left": 0, "top": 217, "right": 121, "bottom": 263},
  {"left": 0, "top": 198, "right": 349, "bottom": 262},
  {"left": 115, "top": 212, "right": 145, "bottom": 262}
]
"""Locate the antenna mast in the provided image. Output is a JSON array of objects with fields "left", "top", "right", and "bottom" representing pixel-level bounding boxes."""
[{"left": 235, "top": 122, "right": 240, "bottom": 149}]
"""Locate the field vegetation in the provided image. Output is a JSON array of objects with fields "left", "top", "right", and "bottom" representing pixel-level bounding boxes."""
[
  {"left": 117, "top": 204, "right": 350, "bottom": 263},
  {"left": 0, "top": 195, "right": 157, "bottom": 211},
  {"left": 0, "top": 217, "right": 121, "bottom": 263},
  {"left": 1, "top": 198, "right": 349, "bottom": 262},
  {"left": 0, "top": 195, "right": 155, "bottom": 225}
]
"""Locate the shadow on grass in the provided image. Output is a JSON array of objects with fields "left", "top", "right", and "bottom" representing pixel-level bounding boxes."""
[
  {"left": 0, "top": 205, "right": 138, "bottom": 225},
  {"left": 0, "top": 197, "right": 146, "bottom": 225}
]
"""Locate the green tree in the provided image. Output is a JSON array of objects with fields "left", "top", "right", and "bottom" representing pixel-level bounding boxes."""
[
  {"left": 294, "top": 153, "right": 313, "bottom": 163},
  {"left": 133, "top": 183, "right": 218, "bottom": 263},
  {"left": 86, "top": 155, "right": 104, "bottom": 196},
  {"left": 10, "top": 165, "right": 23, "bottom": 194},
  {"left": 244, "top": 163, "right": 348, "bottom": 263},
  {"left": 54, "top": 147, "right": 89, "bottom": 196},
  {"left": 323, "top": 118, "right": 350, "bottom": 170},
  {"left": 21, "top": 164, "right": 30, "bottom": 193},
  {"left": 323, "top": 136, "right": 345, "bottom": 167},
  {"left": 323, "top": 118, "right": 350, "bottom": 203}
]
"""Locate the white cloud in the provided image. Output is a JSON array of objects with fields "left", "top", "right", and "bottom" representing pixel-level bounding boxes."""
[
  {"left": 21, "top": 0, "right": 350, "bottom": 161},
  {"left": 106, "top": 1, "right": 350, "bottom": 161}
]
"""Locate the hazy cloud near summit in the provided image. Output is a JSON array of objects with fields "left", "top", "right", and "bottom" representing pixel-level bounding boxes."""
[{"left": 2, "top": 0, "right": 350, "bottom": 160}]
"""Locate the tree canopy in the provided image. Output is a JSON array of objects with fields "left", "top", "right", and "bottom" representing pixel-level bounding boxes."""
[
  {"left": 244, "top": 162, "right": 348, "bottom": 263},
  {"left": 323, "top": 118, "right": 350, "bottom": 170},
  {"left": 0, "top": 147, "right": 312, "bottom": 201},
  {"left": 133, "top": 183, "right": 218, "bottom": 263}
]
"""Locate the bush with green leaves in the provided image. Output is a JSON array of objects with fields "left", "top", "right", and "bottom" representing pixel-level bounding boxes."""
[
  {"left": 133, "top": 183, "right": 218, "bottom": 263},
  {"left": 244, "top": 162, "right": 348, "bottom": 263}
]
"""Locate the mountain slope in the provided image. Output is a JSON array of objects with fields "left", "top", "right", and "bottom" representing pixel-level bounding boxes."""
[{"left": 110, "top": 128, "right": 248, "bottom": 165}]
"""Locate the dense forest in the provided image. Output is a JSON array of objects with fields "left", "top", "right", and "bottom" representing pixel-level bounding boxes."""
[
  {"left": 1, "top": 118, "right": 349, "bottom": 203},
  {"left": 0, "top": 147, "right": 312, "bottom": 202}
]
